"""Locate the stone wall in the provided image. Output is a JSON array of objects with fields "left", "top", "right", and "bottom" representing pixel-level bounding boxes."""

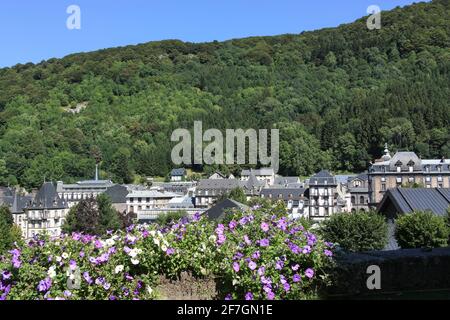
[{"left": 326, "top": 247, "right": 450, "bottom": 298}]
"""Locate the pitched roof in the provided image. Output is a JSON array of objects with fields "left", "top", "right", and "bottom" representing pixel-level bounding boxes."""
[
  {"left": 28, "top": 182, "right": 67, "bottom": 210},
  {"left": 378, "top": 188, "right": 450, "bottom": 216},
  {"left": 171, "top": 168, "right": 186, "bottom": 176},
  {"left": 309, "top": 170, "right": 337, "bottom": 186},
  {"left": 241, "top": 168, "right": 274, "bottom": 176},
  {"left": 105, "top": 185, "right": 129, "bottom": 203},
  {"left": 196, "top": 179, "right": 242, "bottom": 190},
  {"left": 204, "top": 198, "right": 248, "bottom": 221},
  {"left": 260, "top": 187, "right": 306, "bottom": 201},
  {"left": 274, "top": 176, "right": 300, "bottom": 185},
  {"left": 0, "top": 189, "right": 33, "bottom": 214}
]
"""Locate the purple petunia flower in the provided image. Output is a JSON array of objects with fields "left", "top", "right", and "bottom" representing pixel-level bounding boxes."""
[
  {"left": 83, "top": 272, "right": 93, "bottom": 285},
  {"left": 324, "top": 249, "right": 333, "bottom": 257},
  {"left": 225, "top": 294, "right": 232, "bottom": 301},
  {"left": 283, "top": 282, "right": 291, "bottom": 292},
  {"left": 257, "top": 266, "right": 265, "bottom": 276},
  {"left": 248, "top": 261, "right": 257, "bottom": 271},
  {"left": 69, "top": 260, "right": 77, "bottom": 271},
  {"left": 266, "top": 291, "right": 275, "bottom": 300},
  {"left": 252, "top": 251, "right": 261, "bottom": 260},
  {"left": 229, "top": 221, "right": 237, "bottom": 230},
  {"left": 37, "top": 277, "right": 52, "bottom": 292},
  {"left": 166, "top": 248, "right": 175, "bottom": 256},
  {"left": 243, "top": 235, "right": 252, "bottom": 245},
  {"left": 293, "top": 274, "right": 301, "bottom": 283},
  {"left": 1, "top": 271, "right": 12, "bottom": 280},
  {"left": 305, "top": 268, "right": 315, "bottom": 279},
  {"left": 302, "top": 245, "right": 312, "bottom": 254},
  {"left": 259, "top": 239, "right": 270, "bottom": 247},
  {"left": 260, "top": 222, "right": 269, "bottom": 232},
  {"left": 233, "top": 262, "right": 240, "bottom": 273},
  {"left": 245, "top": 292, "right": 254, "bottom": 300},
  {"left": 275, "top": 260, "right": 284, "bottom": 270},
  {"left": 292, "top": 264, "right": 300, "bottom": 271}
]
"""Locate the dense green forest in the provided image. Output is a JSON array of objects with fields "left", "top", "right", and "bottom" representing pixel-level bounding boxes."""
[{"left": 0, "top": 0, "right": 449, "bottom": 189}]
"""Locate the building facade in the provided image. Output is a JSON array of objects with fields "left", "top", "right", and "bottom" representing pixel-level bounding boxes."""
[
  {"left": 13, "top": 182, "right": 69, "bottom": 239},
  {"left": 348, "top": 173, "right": 370, "bottom": 212},
  {"left": 240, "top": 168, "right": 276, "bottom": 186},
  {"left": 368, "top": 145, "right": 450, "bottom": 207},
  {"left": 126, "top": 189, "right": 182, "bottom": 214}
]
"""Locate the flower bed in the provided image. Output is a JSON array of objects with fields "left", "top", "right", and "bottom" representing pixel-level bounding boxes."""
[{"left": 0, "top": 205, "right": 333, "bottom": 300}]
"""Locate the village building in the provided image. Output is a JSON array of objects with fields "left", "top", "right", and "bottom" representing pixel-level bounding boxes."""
[
  {"left": 16, "top": 182, "right": 69, "bottom": 239},
  {"left": 170, "top": 168, "right": 187, "bottom": 182},
  {"left": 194, "top": 179, "right": 242, "bottom": 208},
  {"left": 240, "top": 168, "right": 276, "bottom": 186},
  {"left": 368, "top": 145, "right": 450, "bottom": 207},
  {"left": 56, "top": 166, "right": 114, "bottom": 207},
  {"left": 260, "top": 187, "right": 307, "bottom": 218},
  {"left": 126, "top": 189, "right": 183, "bottom": 214},
  {"left": 347, "top": 173, "right": 370, "bottom": 212}
]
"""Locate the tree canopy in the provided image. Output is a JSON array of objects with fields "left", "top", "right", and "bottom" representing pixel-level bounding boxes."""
[{"left": 0, "top": 0, "right": 448, "bottom": 189}]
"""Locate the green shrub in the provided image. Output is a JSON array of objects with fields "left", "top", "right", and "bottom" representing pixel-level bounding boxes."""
[
  {"left": 395, "top": 211, "right": 449, "bottom": 249},
  {"left": 321, "top": 211, "right": 388, "bottom": 252},
  {"left": 155, "top": 210, "right": 187, "bottom": 226}
]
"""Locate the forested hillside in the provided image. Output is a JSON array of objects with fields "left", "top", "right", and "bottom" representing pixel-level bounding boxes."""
[{"left": 0, "top": 0, "right": 449, "bottom": 189}]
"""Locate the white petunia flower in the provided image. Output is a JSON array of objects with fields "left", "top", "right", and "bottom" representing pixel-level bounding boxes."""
[
  {"left": 153, "top": 238, "right": 160, "bottom": 246},
  {"left": 131, "top": 258, "right": 140, "bottom": 265},
  {"left": 115, "top": 265, "right": 124, "bottom": 274},
  {"left": 47, "top": 266, "right": 56, "bottom": 278},
  {"left": 147, "top": 286, "right": 153, "bottom": 295},
  {"left": 129, "top": 249, "right": 138, "bottom": 258},
  {"left": 161, "top": 245, "right": 167, "bottom": 252},
  {"left": 62, "top": 252, "right": 69, "bottom": 259},
  {"left": 56, "top": 256, "right": 62, "bottom": 262}
]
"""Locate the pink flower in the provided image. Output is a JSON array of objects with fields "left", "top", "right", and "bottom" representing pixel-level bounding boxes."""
[
  {"left": 260, "top": 222, "right": 269, "bottom": 232},
  {"left": 233, "top": 262, "right": 240, "bottom": 272}
]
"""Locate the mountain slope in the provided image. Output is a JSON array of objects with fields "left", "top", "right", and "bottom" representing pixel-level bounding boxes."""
[{"left": 0, "top": 0, "right": 449, "bottom": 188}]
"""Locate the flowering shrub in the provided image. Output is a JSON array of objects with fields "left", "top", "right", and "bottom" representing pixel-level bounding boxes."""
[
  {"left": 213, "top": 204, "right": 334, "bottom": 300},
  {"left": 0, "top": 207, "right": 333, "bottom": 300}
]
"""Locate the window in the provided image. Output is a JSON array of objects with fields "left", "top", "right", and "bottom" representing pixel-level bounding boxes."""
[
  {"left": 360, "top": 196, "right": 365, "bottom": 204},
  {"left": 426, "top": 176, "right": 431, "bottom": 183},
  {"left": 408, "top": 177, "right": 414, "bottom": 183},
  {"left": 396, "top": 177, "right": 402, "bottom": 184},
  {"left": 381, "top": 184, "right": 386, "bottom": 191},
  {"left": 351, "top": 196, "right": 356, "bottom": 205},
  {"left": 438, "top": 184, "right": 443, "bottom": 189}
]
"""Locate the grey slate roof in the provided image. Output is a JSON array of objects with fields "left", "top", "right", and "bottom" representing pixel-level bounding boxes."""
[
  {"left": 204, "top": 199, "right": 249, "bottom": 221},
  {"left": 171, "top": 168, "right": 186, "bottom": 177},
  {"left": 274, "top": 176, "right": 300, "bottom": 185},
  {"left": 241, "top": 168, "right": 274, "bottom": 176},
  {"left": 260, "top": 188, "right": 306, "bottom": 201},
  {"left": 0, "top": 189, "right": 33, "bottom": 214},
  {"left": 196, "top": 179, "right": 242, "bottom": 191},
  {"left": 378, "top": 188, "right": 450, "bottom": 217},
  {"left": 309, "top": 170, "right": 337, "bottom": 186},
  {"left": 27, "top": 182, "right": 68, "bottom": 210},
  {"left": 370, "top": 152, "right": 449, "bottom": 173},
  {"left": 105, "top": 185, "right": 129, "bottom": 204}
]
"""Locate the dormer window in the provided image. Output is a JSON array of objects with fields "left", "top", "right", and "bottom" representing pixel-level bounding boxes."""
[
  {"left": 407, "top": 160, "right": 414, "bottom": 173},
  {"left": 425, "top": 166, "right": 430, "bottom": 173},
  {"left": 395, "top": 161, "right": 402, "bottom": 172},
  {"left": 437, "top": 165, "right": 442, "bottom": 173}
]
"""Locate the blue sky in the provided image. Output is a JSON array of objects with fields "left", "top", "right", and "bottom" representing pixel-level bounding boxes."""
[{"left": 0, "top": 0, "right": 425, "bottom": 67}]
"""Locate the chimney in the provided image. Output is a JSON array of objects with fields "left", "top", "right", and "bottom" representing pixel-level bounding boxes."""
[{"left": 95, "top": 164, "right": 99, "bottom": 181}]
